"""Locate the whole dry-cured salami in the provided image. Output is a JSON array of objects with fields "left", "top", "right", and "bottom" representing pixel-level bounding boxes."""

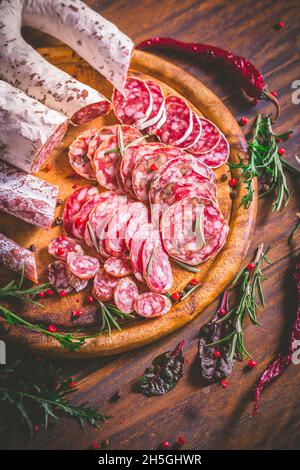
[
  {"left": 113, "top": 77, "right": 152, "bottom": 126},
  {"left": 104, "top": 256, "right": 133, "bottom": 278},
  {"left": 137, "top": 80, "right": 165, "bottom": 131},
  {"left": 68, "top": 129, "right": 98, "bottom": 180},
  {"left": 48, "top": 260, "right": 73, "bottom": 293},
  {"left": 48, "top": 235, "right": 83, "bottom": 261},
  {"left": 189, "top": 117, "right": 221, "bottom": 155},
  {"left": 63, "top": 185, "right": 99, "bottom": 237},
  {"left": 134, "top": 292, "right": 172, "bottom": 318},
  {"left": 0, "top": 81, "right": 68, "bottom": 174},
  {"left": 142, "top": 230, "right": 173, "bottom": 293},
  {"left": 161, "top": 196, "right": 229, "bottom": 266},
  {"left": 114, "top": 277, "right": 139, "bottom": 313},
  {"left": 195, "top": 133, "right": 230, "bottom": 168},
  {"left": 92, "top": 267, "right": 118, "bottom": 302},
  {"left": 130, "top": 223, "right": 153, "bottom": 283},
  {"left": 156, "top": 95, "right": 192, "bottom": 145},
  {"left": 0, "top": 160, "right": 58, "bottom": 229},
  {"left": 176, "top": 113, "right": 202, "bottom": 150},
  {"left": 125, "top": 204, "right": 149, "bottom": 250},
  {"left": 67, "top": 252, "right": 100, "bottom": 281},
  {"left": 0, "top": 233, "right": 38, "bottom": 283}
]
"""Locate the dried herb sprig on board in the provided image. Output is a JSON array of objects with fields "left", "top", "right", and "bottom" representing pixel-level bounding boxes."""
[
  {"left": 0, "top": 358, "right": 108, "bottom": 436},
  {"left": 288, "top": 213, "right": 300, "bottom": 245},
  {"left": 98, "top": 301, "right": 135, "bottom": 336}
]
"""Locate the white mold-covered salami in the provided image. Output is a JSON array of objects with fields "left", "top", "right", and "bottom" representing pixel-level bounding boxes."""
[
  {"left": 67, "top": 252, "right": 100, "bottom": 281},
  {"left": 63, "top": 185, "right": 99, "bottom": 237},
  {"left": 0, "top": 160, "right": 58, "bottom": 229},
  {"left": 0, "top": 81, "right": 68, "bottom": 173},
  {"left": 72, "top": 192, "right": 113, "bottom": 240},
  {"left": 194, "top": 133, "right": 230, "bottom": 168},
  {"left": 68, "top": 129, "right": 98, "bottom": 180},
  {"left": 142, "top": 230, "right": 173, "bottom": 293},
  {"left": 48, "top": 260, "right": 73, "bottom": 293},
  {"left": 48, "top": 235, "right": 83, "bottom": 261},
  {"left": 189, "top": 117, "right": 221, "bottom": 155},
  {"left": 156, "top": 95, "right": 192, "bottom": 145},
  {"left": 0, "top": 233, "right": 38, "bottom": 283},
  {"left": 92, "top": 267, "right": 118, "bottom": 302},
  {"left": 0, "top": 0, "right": 112, "bottom": 124},
  {"left": 177, "top": 113, "right": 202, "bottom": 150},
  {"left": 104, "top": 256, "right": 133, "bottom": 278},
  {"left": 113, "top": 77, "right": 152, "bottom": 126},
  {"left": 114, "top": 276, "right": 139, "bottom": 313},
  {"left": 134, "top": 292, "right": 172, "bottom": 318},
  {"left": 161, "top": 196, "right": 229, "bottom": 266},
  {"left": 137, "top": 80, "right": 165, "bottom": 131},
  {"left": 130, "top": 223, "right": 153, "bottom": 283}
]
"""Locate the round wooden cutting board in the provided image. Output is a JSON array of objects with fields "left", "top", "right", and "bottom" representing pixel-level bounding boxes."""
[{"left": 0, "top": 46, "right": 257, "bottom": 357}]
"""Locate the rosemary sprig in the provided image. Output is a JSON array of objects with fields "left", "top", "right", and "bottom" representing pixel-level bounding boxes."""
[
  {"left": 103, "top": 134, "right": 148, "bottom": 155},
  {"left": 174, "top": 259, "right": 200, "bottom": 273},
  {"left": 288, "top": 213, "right": 300, "bottom": 245},
  {"left": 0, "top": 359, "right": 108, "bottom": 436},
  {"left": 98, "top": 301, "right": 135, "bottom": 335}
]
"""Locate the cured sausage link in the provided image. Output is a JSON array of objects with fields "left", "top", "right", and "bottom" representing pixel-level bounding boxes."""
[
  {"left": 0, "top": 160, "right": 58, "bottom": 229},
  {"left": 0, "top": 81, "right": 68, "bottom": 173},
  {"left": 0, "top": 233, "right": 38, "bottom": 283},
  {"left": 0, "top": 0, "right": 111, "bottom": 124}
]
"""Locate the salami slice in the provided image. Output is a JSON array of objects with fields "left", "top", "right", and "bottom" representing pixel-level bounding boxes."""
[
  {"left": 130, "top": 223, "right": 153, "bottom": 282},
  {"left": 92, "top": 267, "right": 118, "bottom": 302},
  {"left": 67, "top": 252, "right": 100, "bottom": 281},
  {"left": 132, "top": 146, "right": 186, "bottom": 203},
  {"left": 63, "top": 185, "right": 99, "bottom": 237},
  {"left": 147, "top": 107, "right": 167, "bottom": 135},
  {"left": 125, "top": 204, "right": 149, "bottom": 250},
  {"left": 112, "top": 77, "right": 152, "bottom": 126},
  {"left": 71, "top": 192, "right": 112, "bottom": 240},
  {"left": 67, "top": 270, "right": 88, "bottom": 293},
  {"left": 68, "top": 129, "right": 99, "bottom": 180},
  {"left": 104, "top": 256, "right": 133, "bottom": 278},
  {"left": 134, "top": 292, "right": 172, "bottom": 318},
  {"left": 0, "top": 233, "right": 38, "bottom": 283},
  {"left": 194, "top": 133, "right": 230, "bottom": 168},
  {"left": 189, "top": 117, "right": 221, "bottom": 155},
  {"left": 48, "top": 260, "right": 73, "bottom": 293},
  {"left": 142, "top": 230, "right": 173, "bottom": 294},
  {"left": 114, "top": 276, "right": 139, "bottom": 313},
  {"left": 161, "top": 196, "right": 229, "bottom": 266},
  {"left": 137, "top": 80, "right": 165, "bottom": 131},
  {"left": 176, "top": 113, "right": 202, "bottom": 149},
  {"left": 87, "top": 125, "right": 140, "bottom": 161},
  {"left": 156, "top": 95, "right": 192, "bottom": 145},
  {"left": 48, "top": 235, "right": 83, "bottom": 261}
]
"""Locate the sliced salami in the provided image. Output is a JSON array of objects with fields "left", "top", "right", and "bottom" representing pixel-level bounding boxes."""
[
  {"left": 114, "top": 276, "right": 139, "bottom": 313},
  {"left": 134, "top": 292, "right": 172, "bottom": 318},
  {"left": 87, "top": 124, "right": 141, "bottom": 161},
  {"left": 161, "top": 196, "right": 229, "bottom": 266},
  {"left": 104, "top": 256, "right": 133, "bottom": 278},
  {"left": 0, "top": 233, "right": 38, "bottom": 283},
  {"left": 68, "top": 129, "right": 98, "bottom": 180},
  {"left": 189, "top": 117, "right": 221, "bottom": 155},
  {"left": 72, "top": 192, "right": 113, "bottom": 240},
  {"left": 137, "top": 80, "right": 165, "bottom": 131},
  {"left": 48, "top": 235, "right": 83, "bottom": 261},
  {"left": 130, "top": 223, "right": 153, "bottom": 282},
  {"left": 125, "top": 204, "right": 149, "bottom": 250},
  {"left": 194, "top": 133, "right": 230, "bottom": 168},
  {"left": 48, "top": 260, "right": 73, "bottom": 293},
  {"left": 112, "top": 77, "right": 152, "bottom": 126},
  {"left": 67, "top": 270, "right": 88, "bottom": 293},
  {"left": 67, "top": 252, "right": 100, "bottom": 280},
  {"left": 156, "top": 95, "right": 192, "bottom": 145},
  {"left": 147, "top": 107, "right": 167, "bottom": 135},
  {"left": 142, "top": 230, "right": 173, "bottom": 293},
  {"left": 176, "top": 114, "right": 202, "bottom": 149},
  {"left": 63, "top": 185, "right": 99, "bottom": 237},
  {"left": 92, "top": 267, "right": 118, "bottom": 302}
]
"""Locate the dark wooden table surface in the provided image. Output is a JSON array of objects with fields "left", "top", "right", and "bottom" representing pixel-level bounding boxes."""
[{"left": 1, "top": 0, "right": 300, "bottom": 450}]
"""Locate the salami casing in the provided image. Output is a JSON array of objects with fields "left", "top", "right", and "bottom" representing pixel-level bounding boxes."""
[
  {"left": 0, "top": 81, "right": 68, "bottom": 173},
  {"left": 134, "top": 292, "right": 172, "bottom": 318},
  {"left": 188, "top": 117, "right": 221, "bottom": 155},
  {"left": 176, "top": 113, "right": 202, "bottom": 150},
  {"left": 67, "top": 252, "right": 100, "bottom": 281},
  {"left": 137, "top": 80, "right": 165, "bottom": 131},
  {"left": 48, "top": 235, "right": 83, "bottom": 261},
  {"left": 104, "top": 256, "right": 133, "bottom": 278},
  {"left": 92, "top": 267, "right": 118, "bottom": 302},
  {"left": 142, "top": 230, "right": 173, "bottom": 293},
  {"left": 0, "top": 160, "right": 58, "bottom": 229},
  {"left": 156, "top": 95, "right": 192, "bottom": 145},
  {"left": 48, "top": 260, "right": 73, "bottom": 293},
  {"left": 114, "top": 276, "right": 139, "bottom": 313},
  {"left": 63, "top": 185, "right": 99, "bottom": 237},
  {"left": 113, "top": 77, "right": 152, "bottom": 126},
  {"left": 68, "top": 129, "right": 98, "bottom": 180},
  {"left": 0, "top": 233, "right": 38, "bottom": 283}
]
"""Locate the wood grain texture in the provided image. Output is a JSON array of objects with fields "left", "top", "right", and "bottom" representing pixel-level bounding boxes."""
[{"left": 0, "top": 0, "right": 299, "bottom": 451}]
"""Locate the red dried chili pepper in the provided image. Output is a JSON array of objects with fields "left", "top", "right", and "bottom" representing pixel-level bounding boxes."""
[
  {"left": 136, "top": 37, "right": 280, "bottom": 119},
  {"left": 252, "top": 260, "right": 300, "bottom": 416}
]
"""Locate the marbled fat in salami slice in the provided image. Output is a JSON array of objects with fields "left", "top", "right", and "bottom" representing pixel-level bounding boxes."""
[
  {"left": 104, "top": 256, "right": 133, "bottom": 278},
  {"left": 92, "top": 267, "right": 118, "bottom": 302},
  {"left": 125, "top": 204, "right": 149, "bottom": 250},
  {"left": 194, "top": 133, "right": 230, "bottom": 168},
  {"left": 87, "top": 125, "right": 141, "bottom": 161},
  {"left": 176, "top": 114, "right": 202, "bottom": 149},
  {"left": 134, "top": 292, "right": 172, "bottom": 318},
  {"left": 63, "top": 185, "right": 99, "bottom": 237},
  {"left": 161, "top": 196, "right": 229, "bottom": 265},
  {"left": 72, "top": 191, "right": 113, "bottom": 240},
  {"left": 48, "top": 260, "right": 73, "bottom": 293},
  {"left": 130, "top": 223, "right": 153, "bottom": 283},
  {"left": 67, "top": 252, "right": 100, "bottom": 280},
  {"left": 189, "top": 117, "right": 221, "bottom": 155},
  {"left": 68, "top": 129, "right": 98, "bottom": 180},
  {"left": 0, "top": 233, "right": 38, "bottom": 283},
  {"left": 137, "top": 80, "right": 165, "bottom": 131},
  {"left": 113, "top": 77, "right": 152, "bottom": 126},
  {"left": 142, "top": 230, "right": 173, "bottom": 293},
  {"left": 156, "top": 95, "right": 192, "bottom": 145},
  {"left": 48, "top": 235, "right": 83, "bottom": 261},
  {"left": 114, "top": 277, "right": 139, "bottom": 313}
]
